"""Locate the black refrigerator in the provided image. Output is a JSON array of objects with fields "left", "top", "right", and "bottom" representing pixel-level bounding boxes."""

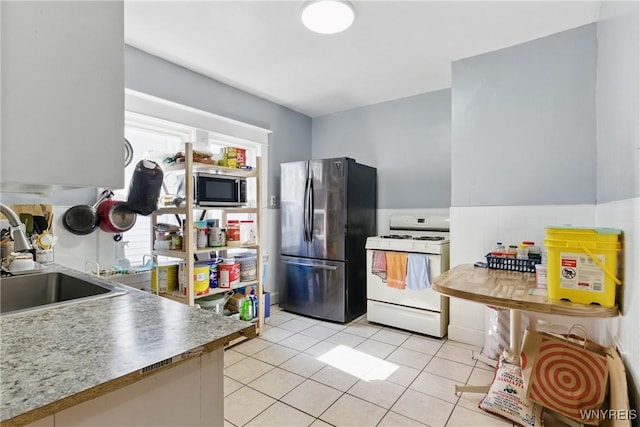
[{"left": 279, "top": 157, "right": 377, "bottom": 323}]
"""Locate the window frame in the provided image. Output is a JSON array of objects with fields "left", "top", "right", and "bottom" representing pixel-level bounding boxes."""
[{"left": 121, "top": 90, "right": 270, "bottom": 265}]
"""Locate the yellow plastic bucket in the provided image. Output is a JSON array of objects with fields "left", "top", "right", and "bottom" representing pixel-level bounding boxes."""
[
  {"left": 193, "top": 264, "right": 210, "bottom": 293},
  {"left": 544, "top": 226, "right": 622, "bottom": 307}
]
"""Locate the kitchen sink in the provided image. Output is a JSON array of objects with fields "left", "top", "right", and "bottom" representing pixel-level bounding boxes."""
[{"left": 0, "top": 269, "right": 127, "bottom": 315}]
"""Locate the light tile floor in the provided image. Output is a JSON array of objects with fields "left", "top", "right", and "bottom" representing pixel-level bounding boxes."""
[{"left": 224, "top": 306, "right": 517, "bottom": 427}]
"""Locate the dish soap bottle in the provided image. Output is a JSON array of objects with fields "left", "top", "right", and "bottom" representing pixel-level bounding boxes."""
[{"left": 241, "top": 298, "right": 253, "bottom": 321}]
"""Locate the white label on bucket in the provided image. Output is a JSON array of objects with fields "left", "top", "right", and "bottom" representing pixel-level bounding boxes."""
[
  {"left": 559, "top": 252, "right": 605, "bottom": 293},
  {"left": 219, "top": 270, "right": 230, "bottom": 288}
]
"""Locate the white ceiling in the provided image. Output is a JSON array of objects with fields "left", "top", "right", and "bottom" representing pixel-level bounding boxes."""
[{"left": 124, "top": 1, "right": 602, "bottom": 118}]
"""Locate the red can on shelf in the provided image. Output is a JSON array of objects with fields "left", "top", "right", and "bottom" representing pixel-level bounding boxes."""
[{"left": 218, "top": 260, "right": 240, "bottom": 288}]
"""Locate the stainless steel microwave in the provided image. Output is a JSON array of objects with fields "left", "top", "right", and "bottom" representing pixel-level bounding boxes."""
[{"left": 178, "top": 172, "right": 247, "bottom": 207}]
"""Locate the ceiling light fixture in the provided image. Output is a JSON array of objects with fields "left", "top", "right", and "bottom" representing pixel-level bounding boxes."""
[{"left": 301, "top": 0, "right": 355, "bottom": 34}]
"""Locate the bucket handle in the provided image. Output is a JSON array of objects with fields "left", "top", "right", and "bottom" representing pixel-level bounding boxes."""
[
  {"left": 223, "top": 290, "right": 235, "bottom": 305},
  {"left": 578, "top": 243, "right": 622, "bottom": 285}
]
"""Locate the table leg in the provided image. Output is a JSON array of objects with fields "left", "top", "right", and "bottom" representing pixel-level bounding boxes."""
[
  {"left": 508, "top": 309, "right": 522, "bottom": 365},
  {"left": 455, "top": 309, "right": 524, "bottom": 395}
]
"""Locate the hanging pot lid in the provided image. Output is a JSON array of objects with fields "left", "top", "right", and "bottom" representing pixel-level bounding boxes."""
[{"left": 124, "top": 138, "right": 134, "bottom": 167}]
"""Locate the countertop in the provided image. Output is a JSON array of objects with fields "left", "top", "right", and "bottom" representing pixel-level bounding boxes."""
[{"left": 0, "top": 273, "right": 255, "bottom": 425}]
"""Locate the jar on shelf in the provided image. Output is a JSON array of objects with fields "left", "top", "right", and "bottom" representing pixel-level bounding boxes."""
[
  {"left": 195, "top": 221, "right": 208, "bottom": 249},
  {"left": 171, "top": 232, "right": 183, "bottom": 250},
  {"left": 516, "top": 244, "right": 529, "bottom": 259},
  {"left": 227, "top": 220, "right": 240, "bottom": 247},
  {"left": 208, "top": 227, "right": 224, "bottom": 247},
  {"left": 522, "top": 241, "right": 541, "bottom": 260}
]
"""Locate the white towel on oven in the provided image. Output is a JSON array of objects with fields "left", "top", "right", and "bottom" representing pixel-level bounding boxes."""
[{"left": 406, "top": 253, "right": 430, "bottom": 290}]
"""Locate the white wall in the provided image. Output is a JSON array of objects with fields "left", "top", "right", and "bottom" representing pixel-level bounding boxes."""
[
  {"left": 597, "top": 198, "right": 640, "bottom": 403},
  {"left": 595, "top": 0, "right": 640, "bottom": 404}
]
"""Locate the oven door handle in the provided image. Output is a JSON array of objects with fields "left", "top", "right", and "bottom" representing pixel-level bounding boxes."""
[{"left": 282, "top": 260, "right": 338, "bottom": 271}]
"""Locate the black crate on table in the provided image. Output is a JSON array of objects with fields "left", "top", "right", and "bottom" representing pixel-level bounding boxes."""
[{"left": 485, "top": 254, "right": 540, "bottom": 273}]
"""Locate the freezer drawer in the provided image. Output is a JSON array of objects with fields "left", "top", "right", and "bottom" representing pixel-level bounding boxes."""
[
  {"left": 367, "top": 300, "right": 448, "bottom": 338},
  {"left": 280, "top": 256, "right": 346, "bottom": 322}
]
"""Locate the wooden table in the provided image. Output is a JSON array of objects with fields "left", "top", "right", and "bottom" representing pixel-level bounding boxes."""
[
  {"left": 433, "top": 264, "right": 625, "bottom": 426},
  {"left": 432, "top": 264, "right": 618, "bottom": 357}
]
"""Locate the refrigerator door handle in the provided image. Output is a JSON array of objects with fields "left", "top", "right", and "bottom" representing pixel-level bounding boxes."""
[
  {"left": 303, "top": 176, "right": 310, "bottom": 241},
  {"left": 308, "top": 176, "right": 314, "bottom": 242},
  {"left": 282, "top": 260, "right": 338, "bottom": 271}
]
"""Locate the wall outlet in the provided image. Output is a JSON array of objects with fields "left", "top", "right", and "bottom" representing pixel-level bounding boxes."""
[{"left": 269, "top": 195, "right": 278, "bottom": 209}]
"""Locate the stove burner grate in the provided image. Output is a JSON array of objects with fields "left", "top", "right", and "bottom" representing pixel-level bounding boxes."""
[
  {"left": 380, "top": 234, "right": 413, "bottom": 239},
  {"left": 412, "top": 236, "right": 445, "bottom": 241}
]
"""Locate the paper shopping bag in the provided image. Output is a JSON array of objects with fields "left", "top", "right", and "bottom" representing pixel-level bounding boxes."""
[{"left": 520, "top": 327, "right": 610, "bottom": 424}]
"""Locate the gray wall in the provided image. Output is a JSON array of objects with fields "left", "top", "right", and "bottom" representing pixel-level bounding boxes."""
[
  {"left": 451, "top": 24, "right": 597, "bottom": 207},
  {"left": 596, "top": 2, "right": 640, "bottom": 202},
  {"left": 312, "top": 90, "right": 451, "bottom": 209},
  {"left": 124, "top": 46, "right": 312, "bottom": 201}
]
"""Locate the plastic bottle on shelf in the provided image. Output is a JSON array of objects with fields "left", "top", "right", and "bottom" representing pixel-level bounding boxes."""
[
  {"left": 240, "top": 220, "right": 256, "bottom": 246},
  {"left": 516, "top": 244, "right": 529, "bottom": 259},
  {"left": 249, "top": 289, "right": 258, "bottom": 319},
  {"left": 523, "top": 241, "right": 541, "bottom": 260},
  {"left": 494, "top": 242, "right": 506, "bottom": 254},
  {"left": 240, "top": 298, "right": 253, "bottom": 321},
  {"left": 507, "top": 245, "right": 518, "bottom": 257}
]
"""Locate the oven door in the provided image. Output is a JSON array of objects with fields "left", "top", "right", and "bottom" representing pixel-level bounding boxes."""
[{"left": 365, "top": 249, "right": 447, "bottom": 312}]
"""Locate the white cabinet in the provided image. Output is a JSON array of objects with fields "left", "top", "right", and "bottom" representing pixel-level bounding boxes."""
[
  {"left": 24, "top": 348, "right": 224, "bottom": 427},
  {"left": 151, "top": 143, "right": 264, "bottom": 336},
  {"left": 1, "top": 1, "right": 124, "bottom": 192}
]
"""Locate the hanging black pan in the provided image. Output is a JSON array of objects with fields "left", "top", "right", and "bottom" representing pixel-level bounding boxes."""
[{"left": 62, "top": 191, "right": 112, "bottom": 235}]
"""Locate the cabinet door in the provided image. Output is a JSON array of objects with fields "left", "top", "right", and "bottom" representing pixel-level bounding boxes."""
[{"left": 1, "top": 1, "right": 124, "bottom": 192}]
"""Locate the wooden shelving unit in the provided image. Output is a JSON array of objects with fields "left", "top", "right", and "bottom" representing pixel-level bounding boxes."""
[{"left": 150, "top": 142, "right": 264, "bottom": 335}]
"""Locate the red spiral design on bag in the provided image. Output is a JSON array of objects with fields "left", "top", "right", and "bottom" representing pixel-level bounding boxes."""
[{"left": 527, "top": 337, "right": 607, "bottom": 421}]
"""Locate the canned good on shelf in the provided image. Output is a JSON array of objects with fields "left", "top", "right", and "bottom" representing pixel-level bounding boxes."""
[{"left": 218, "top": 260, "right": 240, "bottom": 288}]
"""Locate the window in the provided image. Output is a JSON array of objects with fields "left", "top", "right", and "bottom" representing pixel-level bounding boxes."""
[{"left": 118, "top": 90, "right": 270, "bottom": 265}]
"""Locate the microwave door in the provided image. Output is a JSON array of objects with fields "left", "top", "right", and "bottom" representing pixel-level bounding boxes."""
[{"left": 197, "top": 175, "right": 243, "bottom": 206}]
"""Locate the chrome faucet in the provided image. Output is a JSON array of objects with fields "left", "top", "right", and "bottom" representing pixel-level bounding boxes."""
[{"left": 0, "top": 204, "right": 32, "bottom": 252}]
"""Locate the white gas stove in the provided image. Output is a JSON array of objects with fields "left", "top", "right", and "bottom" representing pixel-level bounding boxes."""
[{"left": 365, "top": 215, "right": 450, "bottom": 338}]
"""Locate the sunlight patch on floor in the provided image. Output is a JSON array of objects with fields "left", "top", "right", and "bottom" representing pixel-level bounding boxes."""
[{"left": 317, "top": 344, "right": 399, "bottom": 381}]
